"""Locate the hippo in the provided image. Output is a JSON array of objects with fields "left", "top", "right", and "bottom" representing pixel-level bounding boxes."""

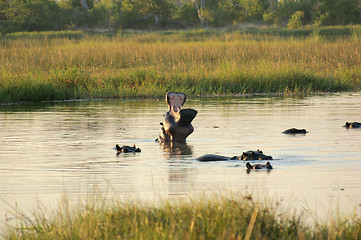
[
  {"left": 344, "top": 122, "right": 361, "bottom": 129},
  {"left": 116, "top": 144, "right": 141, "bottom": 155},
  {"left": 282, "top": 128, "right": 307, "bottom": 134},
  {"left": 196, "top": 154, "right": 230, "bottom": 162},
  {"left": 157, "top": 92, "right": 197, "bottom": 142},
  {"left": 196, "top": 150, "right": 273, "bottom": 162},
  {"left": 246, "top": 161, "right": 273, "bottom": 170},
  {"left": 235, "top": 150, "right": 273, "bottom": 161}
]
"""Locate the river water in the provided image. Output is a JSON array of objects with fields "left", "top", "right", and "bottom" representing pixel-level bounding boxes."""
[{"left": 1, "top": 93, "right": 361, "bottom": 227}]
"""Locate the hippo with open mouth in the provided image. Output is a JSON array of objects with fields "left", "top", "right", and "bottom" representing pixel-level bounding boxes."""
[{"left": 157, "top": 92, "right": 197, "bottom": 142}]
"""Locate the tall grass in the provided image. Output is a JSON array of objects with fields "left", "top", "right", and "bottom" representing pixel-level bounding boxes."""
[
  {"left": 4, "top": 193, "right": 361, "bottom": 239},
  {"left": 1, "top": 26, "right": 361, "bottom": 103}
]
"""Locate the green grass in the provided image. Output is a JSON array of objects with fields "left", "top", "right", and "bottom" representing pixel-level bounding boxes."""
[
  {"left": 4, "top": 193, "right": 361, "bottom": 239},
  {"left": 0, "top": 30, "right": 86, "bottom": 40},
  {"left": 1, "top": 26, "right": 361, "bottom": 103}
]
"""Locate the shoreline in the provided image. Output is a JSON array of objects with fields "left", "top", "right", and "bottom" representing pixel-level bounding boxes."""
[{"left": 1, "top": 91, "right": 359, "bottom": 107}]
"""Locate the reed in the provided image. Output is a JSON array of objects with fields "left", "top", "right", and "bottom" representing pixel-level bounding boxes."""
[
  {"left": 1, "top": 27, "right": 361, "bottom": 103},
  {"left": 4, "top": 193, "right": 361, "bottom": 239}
]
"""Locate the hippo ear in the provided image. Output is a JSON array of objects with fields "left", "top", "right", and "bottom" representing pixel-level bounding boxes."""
[{"left": 166, "top": 92, "right": 186, "bottom": 108}]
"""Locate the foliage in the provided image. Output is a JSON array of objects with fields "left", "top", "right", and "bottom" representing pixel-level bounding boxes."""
[
  {"left": 315, "top": 0, "right": 361, "bottom": 26},
  {"left": 0, "top": 0, "right": 70, "bottom": 33},
  {"left": 202, "top": 1, "right": 244, "bottom": 27},
  {"left": 176, "top": 2, "right": 199, "bottom": 27},
  {"left": 288, "top": 11, "right": 304, "bottom": 29},
  {"left": 1, "top": 0, "right": 361, "bottom": 33},
  {"left": 241, "top": 0, "right": 269, "bottom": 21},
  {"left": 263, "top": 10, "right": 275, "bottom": 26},
  {"left": 120, "top": 0, "right": 176, "bottom": 29}
]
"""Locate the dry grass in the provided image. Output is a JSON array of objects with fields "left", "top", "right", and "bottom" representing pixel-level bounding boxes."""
[
  {"left": 4, "top": 193, "right": 361, "bottom": 240},
  {"left": 1, "top": 27, "right": 361, "bottom": 103}
]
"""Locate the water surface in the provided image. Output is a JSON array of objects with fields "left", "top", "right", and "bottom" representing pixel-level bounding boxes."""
[{"left": 1, "top": 93, "right": 361, "bottom": 226}]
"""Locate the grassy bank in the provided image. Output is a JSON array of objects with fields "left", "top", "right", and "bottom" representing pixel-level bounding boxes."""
[
  {"left": 4, "top": 194, "right": 361, "bottom": 239},
  {"left": 1, "top": 26, "right": 361, "bottom": 103}
]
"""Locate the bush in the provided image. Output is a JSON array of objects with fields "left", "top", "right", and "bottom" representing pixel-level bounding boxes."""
[
  {"left": 176, "top": 2, "right": 198, "bottom": 27},
  {"left": 288, "top": 11, "right": 304, "bottom": 29},
  {"left": 263, "top": 11, "right": 276, "bottom": 26}
]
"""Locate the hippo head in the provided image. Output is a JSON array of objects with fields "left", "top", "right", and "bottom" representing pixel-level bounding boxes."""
[{"left": 158, "top": 92, "right": 197, "bottom": 142}]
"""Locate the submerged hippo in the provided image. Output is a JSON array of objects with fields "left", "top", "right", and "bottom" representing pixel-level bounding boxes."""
[
  {"left": 196, "top": 150, "right": 273, "bottom": 162},
  {"left": 157, "top": 92, "right": 197, "bottom": 142},
  {"left": 116, "top": 144, "right": 141, "bottom": 155},
  {"left": 196, "top": 154, "right": 231, "bottom": 162},
  {"left": 282, "top": 128, "right": 307, "bottom": 134},
  {"left": 236, "top": 150, "right": 273, "bottom": 161},
  {"left": 246, "top": 162, "right": 273, "bottom": 170},
  {"left": 344, "top": 122, "right": 361, "bottom": 129}
]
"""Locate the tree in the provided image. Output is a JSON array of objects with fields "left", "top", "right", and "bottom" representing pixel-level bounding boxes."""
[
  {"left": 316, "top": 0, "right": 361, "bottom": 25},
  {"left": 87, "top": 0, "right": 122, "bottom": 29},
  {"left": 263, "top": 10, "right": 275, "bottom": 25},
  {"left": 176, "top": 1, "right": 199, "bottom": 26},
  {"left": 194, "top": 0, "right": 206, "bottom": 26},
  {"left": 287, "top": 10, "right": 304, "bottom": 29},
  {"left": 121, "top": 0, "right": 174, "bottom": 28},
  {"left": 148, "top": 0, "right": 175, "bottom": 24},
  {"left": 0, "top": 0, "right": 69, "bottom": 32},
  {"left": 240, "top": 0, "right": 269, "bottom": 21},
  {"left": 0, "top": 0, "right": 9, "bottom": 21},
  {"left": 269, "top": 0, "right": 316, "bottom": 26},
  {"left": 201, "top": 0, "right": 244, "bottom": 26}
]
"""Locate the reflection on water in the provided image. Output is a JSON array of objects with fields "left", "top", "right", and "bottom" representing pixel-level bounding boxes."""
[
  {"left": 1, "top": 93, "right": 361, "bottom": 226},
  {"left": 160, "top": 142, "right": 193, "bottom": 158}
]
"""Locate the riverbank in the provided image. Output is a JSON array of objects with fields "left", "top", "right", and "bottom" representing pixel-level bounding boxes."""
[
  {"left": 1, "top": 26, "right": 361, "bottom": 103},
  {"left": 4, "top": 193, "right": 361, "bottom": 239}
]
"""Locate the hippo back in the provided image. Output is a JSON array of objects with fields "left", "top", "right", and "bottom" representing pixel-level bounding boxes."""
[{"left": 196, "top": 154, "right": 230, "bottom": 162}]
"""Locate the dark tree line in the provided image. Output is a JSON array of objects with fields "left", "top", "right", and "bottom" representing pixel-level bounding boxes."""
[{"left": 1, "top": 0, "right": 361, "bottom": 33}]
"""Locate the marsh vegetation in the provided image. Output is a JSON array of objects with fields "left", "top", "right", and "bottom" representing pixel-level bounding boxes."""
[
  {"left": 1, "top": 26, "right": 361, "bottom": 103},
  {"left": 5, "top": 194, "right": 361, "bottom": 240}
]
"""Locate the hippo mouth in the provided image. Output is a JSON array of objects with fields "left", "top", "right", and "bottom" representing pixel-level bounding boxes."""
[
  {"left": 167, "top": 92, "right": 186, "bottom": 112},
  {"left": 157, "top": 92, "right": 197, "bottom": 143},
  {"left": 166, "top": 92, "right": 197, "bottom": 127}
]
